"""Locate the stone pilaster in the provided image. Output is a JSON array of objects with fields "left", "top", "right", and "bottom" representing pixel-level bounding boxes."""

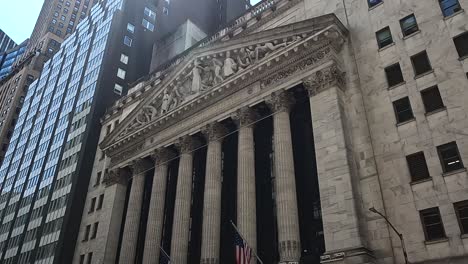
[
  {"left": 170, "top": 136, "right": 199, "bottom": 264},
  {"left": 266, "top": 90, "right": 301, "bottom": 262},
  {"left": 118, "top": 159, "right": 151, "bottom": 264},
  {"left": 142, "top": 148, "right": 175, "bottom": 264},
  {"left": 232, "top": 107, "right": 258, "bottom": 259},
  {"left": 200, "top": 123, "right": 226, "bottom": 264},
  {"left": 304, "top": 64, "right": 369, "bottom": 262},
  {"left": 102, "top": 168, "right": 129, "bottom": 264}
]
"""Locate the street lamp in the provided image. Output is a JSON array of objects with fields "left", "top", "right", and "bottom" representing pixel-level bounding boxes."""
[{"left": 369, "top": 207, "right": 410, "bottom": 264}]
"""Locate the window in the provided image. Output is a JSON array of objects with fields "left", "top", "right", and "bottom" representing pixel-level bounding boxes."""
[
  {"left": 127, "top": 23, "right": 135, "bottom": 33},
  {"left": 367, "top": 0, "right": 382, "bottom": 8},
  {"left": 79, "top": 254, "right": 85, "bottom": 264},
  {"left": 117, "top": 68, "right": 126, "bottom": 79},
  {"left": 120, "top": 54, "right": 129, "bottom": 64},
  {"left": 400, "top": 14, "right": 419, "bottom": 37},
  {"left": 144, "top": 7, "right": 156, "bottom": 20},
  {"left": 83, "top": 225, "right": 91, "bottom": 241},
  {"left": 124, "top": 36, "right": 132, "bottom": 47},
  {"left": 90, "top": 222, "right": 98, "bottom": 239},
  {"left": 406, "top": 152, "right": 431, "bottom": 182},
  {"left": 420, "top": 207, "right": 446, "bottom": 241},
  {"left": 385, "top": 63, "right": 404, "bottom": 87},
  {"left": 421, "top": 86, "right": 445, "bottom": 113},
  {"left": 142, "top": 19, "right": 155, "bottom": 31},
  {"left": 376, "top": 27, "right": 393, "bottom": 49},
  {"left": 439, "top": 0, "right": 462, "bottom": 17},
  {"left": 97, "top": 194, "right": 104, "bottom": 210},
  {"left": 88, "top": 197, "right": 96, "bottom": 213},
  {"left": 106, "top": 124, "right": 111, "bottom": 135},
  {"left": 392, "top": 97, "right": 414, "bottom": 123},
  {"left": 87, "top": 252, "right": 93, "bottom": 264},
  {"left": 114, "top": 84, "right": 123, "bottom": 95},
  {"left": 453, "top": 32, "right": 468, "bottom": 58},
  {"left": 454, "top": 200, "right": 468, "bottom": 234},
  {"left": 437, "top": 142, "right": 464, "bottom": 173},
  {"left": 95, "top": 172, "right": 102, "bottom": 186},
  {"left": 411, "top": 51, "right": 432, "bottom": 76}
]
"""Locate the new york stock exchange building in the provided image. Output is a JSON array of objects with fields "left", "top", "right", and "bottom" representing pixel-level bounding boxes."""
[{"left": 73, "top": 0, "right": 468, "bottom": 263}]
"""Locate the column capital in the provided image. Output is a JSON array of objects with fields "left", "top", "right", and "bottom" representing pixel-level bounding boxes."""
[
  {"left": 266, "top": 90, "right": 295, "bottom": 113},
  {"left": 103, "top": 168, "right": 128, "bottom": 186},
  {"left": 231, "top": 106, "right": 258, "bottom": 127},
  {"left": 151, "top": 148, "right": 175, "bottom": 166},
  {"left": 201, "top": 122, "right": 227, "bottom": 142},
  {"left": 303, "top": 64, "right": 346, "bottom": 97},
  {"left": 176, "top": 135, "right": 200, "bottom": 154},
  {"left": 129, "top": 158, "right": 152, "bottom": 175}
]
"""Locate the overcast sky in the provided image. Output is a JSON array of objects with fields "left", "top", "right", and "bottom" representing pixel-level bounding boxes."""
[{"left": 0, "top": 0, "right": 263, "bottom": 45}]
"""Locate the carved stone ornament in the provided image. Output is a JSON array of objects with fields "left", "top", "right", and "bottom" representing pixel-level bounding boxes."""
[
  {"left": 232, "top": 106, "right": 258, "bottom": 127},
  {"left": 303, "top": 64, "right": 346, "bottom": 97},
  {"left": 266, "top": 90, "right": 295, "bottom": 113},
  {"left": 261, "top": 46, "right": 332, "bottom": 88},
  {"left": 201, "top": 123, "right": 227, "bottom": 142},
  {"left": 151, "top": 148, "right": 176, "bottom": 166},
  {"left": 115, "top": 35, "right": 304, "bottom": 141},
  {"left": 103, "top": 169, "right": 128, "bottom": 186},
  {"left": 129, "top": 158, "right": 151, "bottom": 175},
  {"left": 176, "top": 136, "right": 200, "bottom": 154}
]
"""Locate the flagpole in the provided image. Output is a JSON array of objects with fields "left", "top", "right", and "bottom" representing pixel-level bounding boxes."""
[
  {"left": 230, "top": 220, "right": 264, "bottom": 264},
  {"left": 159, "top": 245, "right": 171, "bottom": 262}
]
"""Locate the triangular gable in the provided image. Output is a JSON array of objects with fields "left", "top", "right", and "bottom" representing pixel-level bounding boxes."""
[{"left": 101, "top": 14, "right": 348, "bottom": 152}]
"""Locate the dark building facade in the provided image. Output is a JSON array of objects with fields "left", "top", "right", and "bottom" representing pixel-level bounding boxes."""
[
  {"left": 0, "top": 30, "right": 16, "bottom": 54},
  {"left": 0, "top": 0, "right": 157, "bottom": 263}
]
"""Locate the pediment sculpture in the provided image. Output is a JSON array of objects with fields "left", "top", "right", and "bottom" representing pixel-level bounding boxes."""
[{"left": 118, "top": 35, "right": 303, "bottom": 139}]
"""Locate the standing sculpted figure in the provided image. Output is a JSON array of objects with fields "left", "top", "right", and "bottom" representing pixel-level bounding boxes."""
[
  {"left": 160, "top": 90, "right": 172, "bottom": 114},
  {"left": 212, "top": 58, "right": 224, "bottom": 84},
  {"left": 189, "top": 60, "right": 206, "bottom": 94},
  {"left": 237, "top": 47, "right": 253, "bottom": 70},
  {"left": 223, "top": 51, "right": 237, "bottom": 78}
]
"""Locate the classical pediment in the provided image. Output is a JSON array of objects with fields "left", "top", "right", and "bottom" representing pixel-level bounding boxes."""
[{"left": 101, "top": 14, "right": 348, "bottom": 156}]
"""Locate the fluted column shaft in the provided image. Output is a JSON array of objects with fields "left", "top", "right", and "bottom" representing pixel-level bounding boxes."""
[
  {"left": 268, "top": 91, "right": 301, "bottom": 262},
  {"left": 235, "top": 107, "right": 257, "bottom": 260},
  {"left": 170, "top": 136, "right": 198, "bottom": 264},
  {"left": 200, "top": 123, "right": 226, "bottom": 264},
  {"left": 118, "top": 160, "right": 150, "bottom": 264},
  {"left": 142, "top": 149, "right": 174, "bottom": 264}
]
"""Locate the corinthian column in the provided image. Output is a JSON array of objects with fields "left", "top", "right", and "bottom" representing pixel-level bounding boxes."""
[
  {"left": 170, "top": 136, "right": 199, "bottom": 264},
  {"left": 118, "top": 159, "right": 151, "bottom": 264},
  {"left": 200, "top": 123, "right": 226, "bottom": 264},
  {"left": 267, "top": 91, "right": 301, "bottom": 262},
  {"left": 233, "top": 107, "right": 258, "bottom": 259},
  {"left": 142, "top": 148, "right": 175, "bottom": 264}
]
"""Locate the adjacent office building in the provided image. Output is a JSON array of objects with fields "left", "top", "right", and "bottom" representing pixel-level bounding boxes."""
[
  {"left": 0, "top": 0, "right": 98, "bottom": 164},
  {"left": 80, "top": 0, "right": 468, "bottom": 263},
  {"left": 0, "top": 30, "right": 16, "bottom": 54},
  {"left": 0, "top": 40, "right": 29, "bottom": 80},
  {"left": 0, "top": 0, "right": 248, "bottom": 264}
]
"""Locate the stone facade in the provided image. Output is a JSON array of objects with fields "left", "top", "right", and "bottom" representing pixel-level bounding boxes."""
[{"left": 73, "top": 0, "right": 468, "bottom": 263}]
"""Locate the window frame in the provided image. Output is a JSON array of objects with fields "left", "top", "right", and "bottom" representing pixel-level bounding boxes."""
[
  {"left": 367, "top": 0, "right": 383, "bottom": 8},
  {"left": 411, "top": 50, "right": 432, "bottom": 76},
  {"left": 400, "top": 14, "right": 419, "bottom": 37},
  {"left": 439, "top": 0, "right": 462, "bottom": 17},
  {"left": 420, "top": 86, "right": 445, "bottom": 113},
  {"left": 392, "top": 97, "right": 414, "bottom": 124},
  {"left": 419, "top": 207, "right": 447, "bottom": 241},
  {"left": 453, "top": 31, "right": 468, "bottom": 59},
  {"left": 376, "top": 26, "right": 394, "bottom": 49},
  {"left": 454, "top": 200, "right": 468, "bottom": 234},
  {"left": 384, "top": 62, "right": 405, "bottom": 87},
  {"left": 406, "top": 152, "right": 431, "bottom": 182},
  {"left": 437, "top": 142, "right": 464, "bottom": 173}
]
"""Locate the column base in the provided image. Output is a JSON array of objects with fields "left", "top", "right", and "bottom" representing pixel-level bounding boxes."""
[{"left": 320, "top": 247, "right": 375, "bottom": 264}]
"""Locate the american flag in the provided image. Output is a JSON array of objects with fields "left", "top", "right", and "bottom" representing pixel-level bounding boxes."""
[{"left": 234, "top": 229, "right": 252, "bottom": 264}]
